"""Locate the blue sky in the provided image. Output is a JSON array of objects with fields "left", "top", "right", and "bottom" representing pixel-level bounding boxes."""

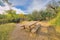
[
  {"left": 9, "top": 0, "right": 32, "bottom": 11},
  {"left": 8, "top": 0, "right": 51, "bottom": 13},
  {"left": 14, "top": 0, "right": 32, "bottom": 11},
  {"left": 0, "top": 0, "right": 59, "bottom": 14}
]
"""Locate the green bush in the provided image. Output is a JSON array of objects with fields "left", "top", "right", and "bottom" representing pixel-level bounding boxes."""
[
  {"left": 27, "top": 10, "right": 56, "bottom": 21},
  {"left": 0, "top": 23, "right": 15, "bottom": 40},
  {"left": 0, "top": 10, "right": 21, "bottom": 24},
  {"left": 50, "top": 12, "right": 60, "bottom": 26}
]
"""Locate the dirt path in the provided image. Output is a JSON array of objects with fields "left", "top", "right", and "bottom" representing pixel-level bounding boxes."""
[{"left": 9, "top": 21, "right": 60, "bottom": 40}]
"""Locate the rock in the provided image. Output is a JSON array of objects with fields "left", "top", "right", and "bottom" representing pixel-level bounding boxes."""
[{"left": 31, "top": 24, "right": 41, "bottom": 33}]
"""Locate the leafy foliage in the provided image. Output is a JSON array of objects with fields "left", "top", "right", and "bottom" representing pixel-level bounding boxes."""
[
  {"left": 27, "top": 10, "right": 56, "bottom": 21},
  {"left": 49, "top": 7, "right": 60, "bottom": 26}
]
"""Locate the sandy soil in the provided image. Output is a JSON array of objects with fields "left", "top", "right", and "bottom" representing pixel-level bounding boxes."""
[{"left": 9, "top": 21, "right": 60, "bottom": 40}]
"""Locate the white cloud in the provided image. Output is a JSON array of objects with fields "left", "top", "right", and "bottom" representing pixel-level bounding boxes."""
[
  {"left": 0, "top": 0, "right": 26, "bottom": 14},
  {"left": 0, "top": 6, "right": 10, "bottom": 14},
  {"left": 0, "top": 6, "right": 25, "bottom": 14},
  {"left": 12, "top": 7, "right": 25, "bottom": 14},
  {"left": 9, "top": 0, "right": 28, "bottom": 6},
  {"left": 26, "top": 0, "right": 51, "bottom": 13}
]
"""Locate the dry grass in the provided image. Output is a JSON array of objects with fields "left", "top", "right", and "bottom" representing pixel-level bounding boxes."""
[
  {"left": 0, "top": 21, "right": 60, "bottom": 40},
  {"left": 9, "top": 21, "right": 60, "bottom": 40},
  {"left": 0, "top": 23, "right": 15, "bottom": 40}
]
